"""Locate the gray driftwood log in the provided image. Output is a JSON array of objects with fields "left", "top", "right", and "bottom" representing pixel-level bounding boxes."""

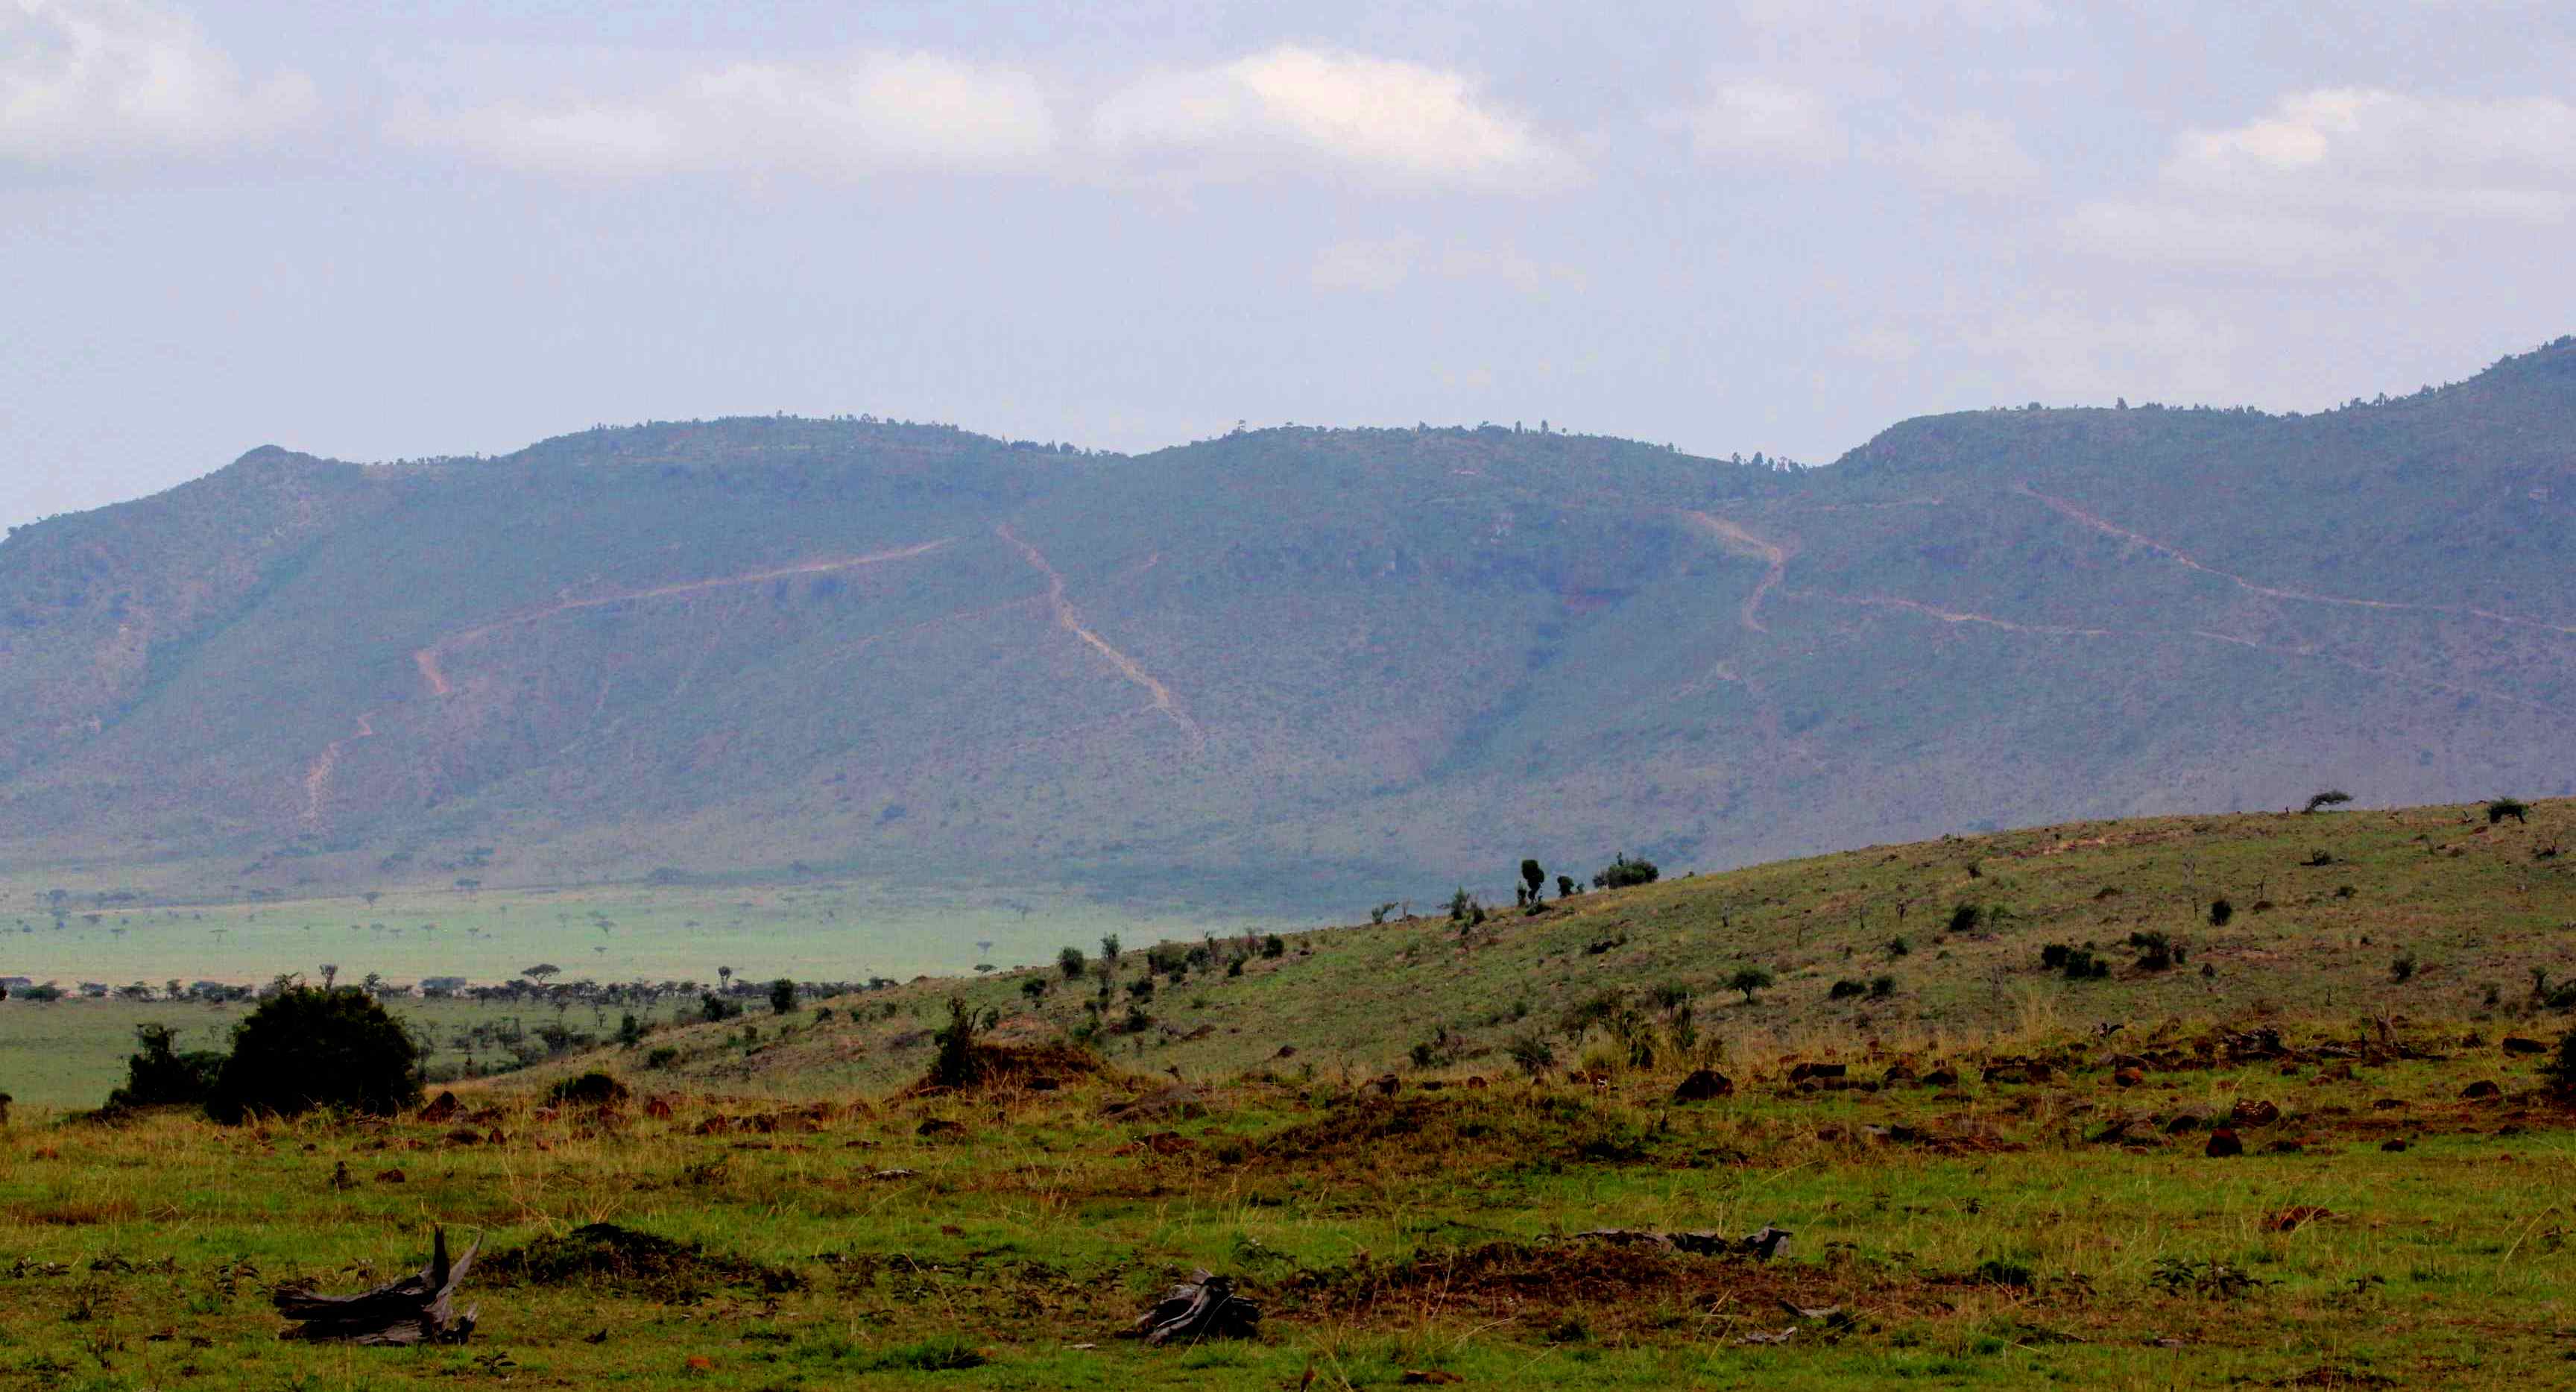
[
  {"left": 1129, "top": 1269, "right": 1260, "bottom": 1345},
  {"left": 274, "top": 1226, "right": 479, "bottom": 1344}
]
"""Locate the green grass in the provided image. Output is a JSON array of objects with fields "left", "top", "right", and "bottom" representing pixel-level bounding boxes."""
[
  {"left": 1, "top": 1024, "right": 2570, "bottom": 1388},
  {"left": 515, "top": 796, "right": 2576, "bottom": 1103},
  {"left": 0, "top": 877, "right": 1261, "bottom": 990},
  {"left": 4, "top": 798, "right": 2575, "bottom": 1388}
]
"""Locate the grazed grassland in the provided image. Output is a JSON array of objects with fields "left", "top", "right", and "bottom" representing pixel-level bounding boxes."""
[
  {"left": 4, "top": 799, "right": 2573, "bottom": 1389},
  {"left": 4, "top": 1022, "right": 2574, "bottom": 1390}
]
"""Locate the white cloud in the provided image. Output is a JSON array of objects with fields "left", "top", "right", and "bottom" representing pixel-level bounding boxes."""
[
  {"left": 2068, "top": 88, "right": 2576, "bottom": 270},
  {"left": 390, "top": 51, "right": 1055, "bottom": 179},
  {"left": 0, "top": 0, "right": 316, "bottom": 165},
  {"left": 1094, "top": 45, "right": 1573, "bottom": 190},
  {"left": 1666, "top": 81, "right": 1849, "bottom": 164},
  {"left": 1665, "top": 80, "right": 2035, "bottom": 194},
  {"left": 2167, "top": 89, "right": 2575, "bottom": 213}
]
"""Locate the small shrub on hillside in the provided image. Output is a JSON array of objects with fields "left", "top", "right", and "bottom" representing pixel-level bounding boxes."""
[
  {"left": 1262, "top": 933, "right": 1287, "bottom": 959},
  {"left": 1729, "top": 966, "right": 1775, "bottom": 1003},
  {"left": 1828, "top": 979, "right": 1866, "bottom": 1001},
  {"left": 2489, "top": 797, "right": 2531, "bottom": 825},
  {"left": 2041, "top": 943, "right": 2112, "bottom": 980},
  {"left": 1869, "top": 975, "right": 1897, "bottom": 999},
  {"left": 1557, "top": 875, "right": 1577, "bottom": 898},
  {"left": 1126, "top": 976, "right": 1155, "bottom": 1001},
  {"left": 927, "top": 996, "right": 1001, "bottom": 1089},
  {"left": 2389, "top": 952, "right": 2418, "bottom": 983},
  {"left": 1506, "top": 1033, "right": 1557, "bottom": 1080},
  {"left": 1120, "top": 1005, "right": 1152, "bottom": 1034},
  {"left": 546, "top": 1071, "right": 630, "bottom": 1107},
  {"left": 1448, "top": 888, "right": 1473, "bottom": 922},
  {"left": 2544, "top": 1031, "right": 2576, "bottom": 1093},
  {"left": 645, "top": 1046, "right": 679, "bottom": 1070},
  {"left": 1650, "top": 981, "right": 1692, "bottom": 1010},
  {"left": 1947, "top": 904, "right": 1983, "bottom": 935},
  {"left": 1593, "top": 854, "right": 1659, "bottom": 890},
  {"left": 2128, "top": 931, "right": 2183, "bottom": 971},
  {"left": 2208, "top": 898, "right": 2234, "bottom": 927},
  {"left": 2303, "top": 790, "right": 2354, "bottom": 813},
  {"left": 1885, "top": 936, "right": 1910, "bottom": 957},
  {"left": 700, "top": 994, "right": 741, "bottom": 1024},
  {"left": 1058, "top": 946, "right": 1086, "bottom": 980},
  {"left": 1020, "top": 977, "right": 1049, "bottom": 1002},
  {"left": 616, "top": 1012, "right": 646, "bottom": 1047},
  {"left": 2302, "top": 850, "right": 2337, "bottom": 866},
  {"left": 768, "top": 979, "right": 797, "bottom": 1015}
]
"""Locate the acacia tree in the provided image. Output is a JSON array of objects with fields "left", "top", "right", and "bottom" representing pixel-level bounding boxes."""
[{"left": 1521, "top": 860, "right": 1547, "bottom": 904}]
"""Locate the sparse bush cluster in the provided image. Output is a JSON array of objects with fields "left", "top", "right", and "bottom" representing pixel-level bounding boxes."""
[
  {"left": 2040, "top": 942, "right": 2112, "bottom": 980},
  {"left": 1592, "top": 854, "right": 1659, "bottom": 891}
]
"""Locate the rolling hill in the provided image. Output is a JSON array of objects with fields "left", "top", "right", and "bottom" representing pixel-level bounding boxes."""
[{"left": 3, "top": 337, "right": 2572, "bottom": 912}]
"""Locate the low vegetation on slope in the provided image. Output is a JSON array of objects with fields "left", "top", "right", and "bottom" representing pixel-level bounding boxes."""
[{"left": 566, "top": 798, "right": 2576, "bottom": 1100}]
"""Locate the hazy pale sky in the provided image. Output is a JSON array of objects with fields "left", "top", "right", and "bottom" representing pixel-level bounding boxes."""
[{"left": 5, "top": 0, "right": 2573, "bottom": 529}]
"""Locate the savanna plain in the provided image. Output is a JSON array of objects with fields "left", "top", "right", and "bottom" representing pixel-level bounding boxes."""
[{"left": 5, "top": 799, "right": 2576, "bottom": 1388}]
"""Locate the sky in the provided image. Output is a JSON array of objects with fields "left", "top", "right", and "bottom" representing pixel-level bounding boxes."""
[{"left": 4, "top": 0, "right": 2574, "bottom": 530}]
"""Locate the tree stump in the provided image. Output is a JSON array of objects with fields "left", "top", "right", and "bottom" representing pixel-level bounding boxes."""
[
  {"left": 1128, "top": 1270, "right": 1259, "bottom": 1346},
  {"left": 274, "top": 1226, "right": 479, "bottom": 1344}
]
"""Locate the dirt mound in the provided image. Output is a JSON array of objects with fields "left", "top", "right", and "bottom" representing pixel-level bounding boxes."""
[
  {"left": 484, "top": 1223, "right": 802, "bottom": 1298},
  {"left": 906, "top": 1042, "right": 1107, "bottom": 1097},
  {"left": 1251, "top": 1094, "right": 1650, "bottom": 1171},
  {"left": 1287, "top": 1238, "right": 1849, "bottom": 1332}
]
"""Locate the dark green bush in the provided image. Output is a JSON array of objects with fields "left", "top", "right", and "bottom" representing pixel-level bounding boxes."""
[
  {"left": 546, "top": 1071, "right": 630, "bottom": 1106},
  {"left": 1593, "top": 854, "right": 1660, "bottom": 890},
  {"left": 207, "top": 986, "right": 420, "bottom": 1123},
  {"left": 1828, "top": 979, "right": 1866, "bottom": 1001},
  {"left": 106, "top": 1023, "right": 224, "bottom": 1111}
]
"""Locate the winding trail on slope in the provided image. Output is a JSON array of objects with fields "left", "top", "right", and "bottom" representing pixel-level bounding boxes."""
[
  {"left": 995, "top": 523, "right": 1205, "bottom": 751},
  {"left": 412, "top": 538, "right": 955, "bottom": 699},
  {"left": 300, "top": 711, "right": 376, "bottom": 831},
  {"left": 1800, "top": 585, "right": 2563, "bottom": 717},
  {"left": 2018, "top": 484, "right": 2576, "bottom": 637},
  {"left": 1799, "top": 591, "right": 2118, "bottom": 637},
  {"left": 1680, "top": 511, "right": 1793, "bottom": 634}
]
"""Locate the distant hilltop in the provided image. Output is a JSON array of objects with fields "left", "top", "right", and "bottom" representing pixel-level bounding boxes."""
[{"left": 2, "top": 336, "right": 2571, "bottom": 910}]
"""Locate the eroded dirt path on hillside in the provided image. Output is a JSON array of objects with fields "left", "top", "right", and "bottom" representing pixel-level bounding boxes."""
[
  {"left": 1680, "top": 511, "right": 1793, "bottom": 634},
  {"left": 1799, "top": 591, "right": 2119, "bottom": 637},
  {"left": 2019, "top": 484, "right": 2576, "bottom": 637},
  {"left": 300, "top": 711, "right": 376, "bottom": 831},
  {"left": 995, "top": 523, "right": 1205, "bottom": 751},
  {"left": 411, "top": 539, "right": 955, "bottom": 699}
]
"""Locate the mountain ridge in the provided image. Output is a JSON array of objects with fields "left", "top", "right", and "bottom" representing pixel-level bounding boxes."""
[{"left": 4, "top": 336, "right": 2572, "bottom": 910}]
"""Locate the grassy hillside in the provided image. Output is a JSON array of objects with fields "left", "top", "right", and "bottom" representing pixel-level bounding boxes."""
[
  {"left": 525, "top": 796, "right": 2575, "bottom": 1100},
  {"left": 6, "top": 800, "right": 2576, "bottom": 1388},
  {"left": 2, "top": 338, "right": 2572, "bottom": 911}
]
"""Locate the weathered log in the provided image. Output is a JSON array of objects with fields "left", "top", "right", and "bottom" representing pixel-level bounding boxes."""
[
  {"left": 275, "top": 1226, "right": 479, "bottom": 1345},
  {"left": 1128, "top": 1269, "right": 1259, "bottom": 1346}
]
